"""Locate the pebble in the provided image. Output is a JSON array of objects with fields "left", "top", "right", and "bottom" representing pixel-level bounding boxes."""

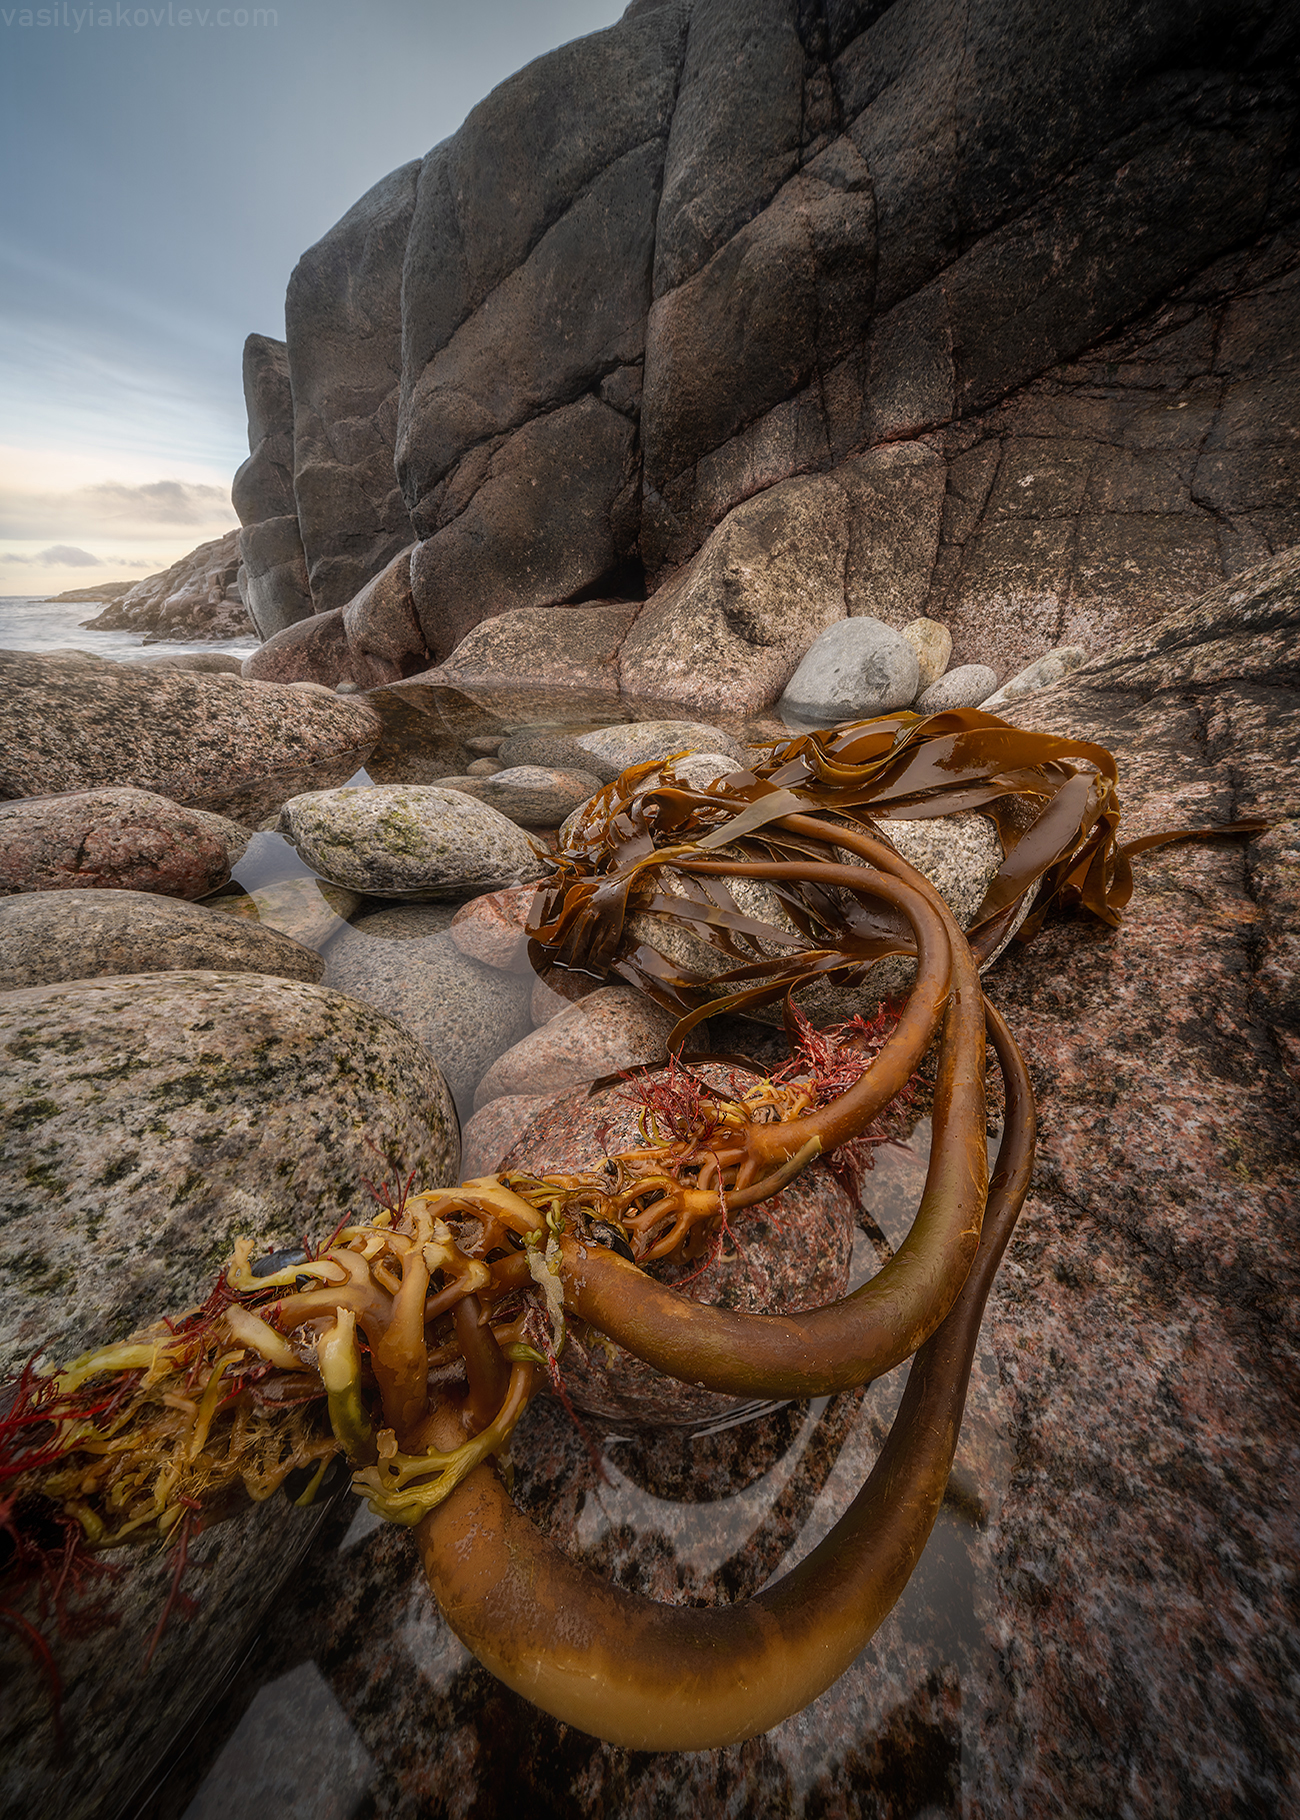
[
  {"left": 278, "top": 784, "right": 543, "bottom": 899},
  {"left": 979, "top": 644, "right": 1089, "bottom": 711},
  {"left": 778, "top": 618, "right": 920, "bottom": 720},
  {"left": 0, "top": 788, "right": 248, "bottom": 900},
  {"left": 465, "top": 757, "right": 503, "bottom": 775},
  {"left": 0, "top": 888, "right": 324, "bottom": 990},
  {"left": 472, "top": 982, "right": 689, "bottom": 1111},
  {"left": 324, "top": 909, "right": 532, "bottom": 1116},
  {"left": 0, "top": 971, "right": 459, "bottom": 1377},
  {"left": 900, "top": 617, "right": 953, "bottom": 690},
  {"left": 916, "top": 663, "right": 1000, "bottom": 713}
]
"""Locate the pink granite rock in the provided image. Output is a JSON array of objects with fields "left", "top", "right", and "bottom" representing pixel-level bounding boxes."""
[
  {"left": 341, "top": 544, "right": 430, "bottom": 688},
  {"left": 458, "top": 1091, "right": 553, "bottom": 1179},
  {"left": 0, "top": 789, "right": 244, "bottom": 900},
  {"left": 240, "top": 606, "right": 355, "bottom": 687},
  {"left": 472, "top": 982, "right": 685, "bottom": 1111},
  {"left": 447, "top": 881, "right": 542, "bottom": 970},
  {"left": 498, "top": 1063, "right": 858, "bottom": 1424}
]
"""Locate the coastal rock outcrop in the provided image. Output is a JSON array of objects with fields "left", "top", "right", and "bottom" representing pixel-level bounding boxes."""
[
  {"left": 234, "top": 0, "right": 1300, "bottom": 712},
  {"left": 81, "top": 527, "right": 253, "bottom": 644}
]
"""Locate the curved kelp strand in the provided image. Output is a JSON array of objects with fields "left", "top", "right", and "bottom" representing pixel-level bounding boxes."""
[{"left": 416, "top": 1001, "right": 1034, "bottom": 1752}]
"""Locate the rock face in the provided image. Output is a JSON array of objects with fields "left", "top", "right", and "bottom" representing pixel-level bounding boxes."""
[
  {"left": 0, "top": 789, "right": 247, "bottom": 899},
  {"left": 0, "top": 971, "right": 459, "bottom": 1378},
  {"left": 237, "top": 0, "right": 1300, "bottom": 710},
  {"left": 81, "top": 528, "right": 253, "bottom": 644},
  {"left": 0, "top": 889, "right": 324, "bottom": 990},
  {"left": 0, "top": 650, "right": 381, "bottom": 823}
]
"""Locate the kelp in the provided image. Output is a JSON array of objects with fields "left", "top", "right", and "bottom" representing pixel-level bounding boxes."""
[{"left": 2, "top": 710, "right": 1262, "bottom": 1752}]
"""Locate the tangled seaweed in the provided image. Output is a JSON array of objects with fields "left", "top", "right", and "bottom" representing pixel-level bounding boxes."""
[{"left": 1, "top": 710, "right": 1263, "bottom": 1752}]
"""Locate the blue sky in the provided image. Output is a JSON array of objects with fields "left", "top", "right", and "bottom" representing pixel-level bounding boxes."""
[{"left": 0, "top": 0, "right": 624, "bottom": 594}]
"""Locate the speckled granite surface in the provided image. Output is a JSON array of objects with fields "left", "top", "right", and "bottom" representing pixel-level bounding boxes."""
[{"left": 90, "top": 556, "right": 1300, "bottom": 1815}]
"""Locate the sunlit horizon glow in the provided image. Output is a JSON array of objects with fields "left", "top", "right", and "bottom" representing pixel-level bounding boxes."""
[{"left": 0, "top": 1, "right": 625, "bottom": 601}]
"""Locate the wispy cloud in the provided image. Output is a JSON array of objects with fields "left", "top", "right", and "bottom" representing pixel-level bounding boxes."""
[{"left": 0, "top": 476, "right": 237, "bottom": 542}]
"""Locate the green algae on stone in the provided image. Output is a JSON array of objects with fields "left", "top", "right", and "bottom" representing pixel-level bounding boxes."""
[{"left": 278, "top": 784, "right": 544, "bottom": 898}]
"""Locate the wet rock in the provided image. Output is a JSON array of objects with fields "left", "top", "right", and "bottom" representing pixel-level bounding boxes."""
[
  {"left": 202, "top": 871, "right": 360, "bottom": 952},
  {"left": 324, "top": 910, "right": 531, "bottom": 1115},
  {"left": 778, "top": 618, "right": 920, "bottom": 722},
  {"left": 979, "top": 645, "right": 1088, "bottom": 712},
  {"left": 279, "top": 784, "right": 543, "bottom": 900},
  {"left": 0, "top": 971, "right": 459, "bottom": 1377},
  {"left": 498, "top": 1064, "right": 857, "bottom": 1425},
  {"left": 0, "top": 789, "right": 247, "bottom": 900},
  {"left": 341, "top": 545, "right": 430, "bottom": 688},
  {"left": 916, "top": 664, "right": 1000, "bottom": 713},
  {"left": 437, "top": 765, "right": 603, "bottom": 827},
  {"left": 458, "top": 1091, "right": 553, "bottom": 1180},
  {"left": 448, "top": 883, "right": 540, "bottom": 971},
  {"left": 496, "top": 731, "right": 620, "bottom": 783},
  {"left": 429, "top": 601, "right": 641, "bottom": 696},
  {"left": 900, "top": 618, "right": 953, "bottom": 690},
  {"left": 557, "top": 749, "right": 743, "bottom": 844},
  {"left": 0, "top": 889, "right": 324, "bottom": 990},
  {"left": 573, "top": 720, "right": 744, "bottom": 774},
  {"left": 473, "top": 982, "right": 687, "bottom": 1111},
  {"left": 0, "top": 650, "right": 381, "bottom": 819},
  {"left": 240, "top": 607, "right": 355, "bottom": 687}
]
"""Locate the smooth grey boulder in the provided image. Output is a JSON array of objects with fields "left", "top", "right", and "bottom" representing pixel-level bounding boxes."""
[
  {"left": 341, "top": 544, "right": 429, "bottom": 688},
  {"left": 497, "top": 731, "right": 622, "bottom": 784},
  {"left": 573, "top": 719, "right": 744, "bottom": 774},
  {"left": 0, "top": 789, "right": 248, "bottom": 900},
  {"left": 279, "top": 784, "right": 543, "bottom": 899},
  {"left": 473, "top": 982, "right": 686, "bottom": 1111},
  {"left": 979, "top": 645, "right": 1089, "bottom": 712},
  {"left": 0, "top": 889, "right": 324, "bottom": 990},
  {"left": 429, "top": 601, "right": 641, "bottom": 698},
  {"left": 0, "top": 651, "right": 381, "bottom": 822},
  {"left": 0, "top": 970, "right": 459, "bottom": 1378},
  {"left": 916, "top": 663, "right": 1001, "bottom": 713},
  {"left": 779, "top": 617, "right": 920, "bottom": 721},
  {"left": 324, "top": 907, "right": 532, "bottom": 1116}
]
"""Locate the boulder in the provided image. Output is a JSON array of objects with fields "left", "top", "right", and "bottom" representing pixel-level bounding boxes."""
[
  {"left": 458, "top": 1091, "right": 553, "bottom": 1180},
  {"left": 240, "top": 606, "right": 355, "bottom": 687},
  {"left": 899, "top": 617, "right": 953, "bottom": 690},
  {"left": 0, "top": 651, "right": 381, "bottom": 823},
  {"left": 497, "top": 1064, "right": 857, "bottom": 1424},
  {"left": 448, "top": 884, "right": 542, "bottom": 971},
  {"left": 0, "top": 789, "right": 248, "bottom": 900},
  {"left": 238, "top": 513, "right": 314, "bottom": 639},
  {"left": 278, "top": 784, "right": 543, "bottom": 899},
  {"left": 778, "top": 617, "right": 921, "bottom": 721},
  {"left": 323, "top": 907, "right": 532, "bottom": 1115},
  {"left": 472, "top": 981, "right": 686, "bottom": 1110},
  {"left": 0, "top": 888, "right": 324, "bottom": 990},
  {"left": 495, "top": 731, "right": 621, "bottom": 783},
  {"left": 428, "top": 601, "right": 641, "bottom": 697},
  {"left": 978, "top": 644, "right": 1089, "bottom": 712},
  {"left": 433, "top": 766, "right": 602, "bottom": 828},
  {"left": 341, "top": 544, "right": 429, "bottom": 687},
  {"left": 0, "top": 971, "right": 459, "bottom": 1377},
  {"left": 916, "top": 663, "right": 1000, "bottom": 713},
  {"left": 572, "top": 719, "right": 744, "bottom": 772}
]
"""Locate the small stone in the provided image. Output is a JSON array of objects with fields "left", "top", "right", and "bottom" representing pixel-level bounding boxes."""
[
  {"left": 916, "top": 664, "right": 1000, "bottom": 713},
  {"left": 900, "top": 617, "right": 953, "bottom": 690},
  {"left": 473, "top": 983, "right": 689, "bottom": 1110},
  {"left": 336, "top": 680, "right": 361, "bottom": 694},
  {"left": 464, "top": 735, "right": 502, "bottom": 756},
  {"left": 779, "top": 619, "right": 920, "bottom": 721},
  {"left": 0, "top": 889, "right": 324, "bottom": 990},
  {"left": 573, "top": 720, "right": 745, "bottom": 774},
  {"left": 324, "top": 913, "right": 532, "bottom": 1115},
  {"left": 448, "top": 884, "right": 541, "bottom": 970},
  {"left": 278, "top": 784, "right": 543, "bottom": 899},
  {"left": 465, "top": 757, "right": 503, "bottom": 775},
  {"left": 0, "top": 789, "right": 246, "bottom": 900},
  {"left": 204, "top": 873, "right": 360, "bottom": 951},
  {"left": 496, "top": 731, "right": 620, "bottom": 783},
  {"left": 979, "top": 645, "right": 1089, "bottom": 711}
]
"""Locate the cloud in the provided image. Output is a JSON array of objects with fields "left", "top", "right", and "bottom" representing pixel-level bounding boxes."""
[
  {"left": 80, "top": 480, "right": 234, "bottom": 524},
  {"left": 1, "top": 544, "right": 102, "bottom": 566}
]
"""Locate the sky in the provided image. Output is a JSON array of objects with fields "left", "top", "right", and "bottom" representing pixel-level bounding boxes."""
[{"left": 0, "top": 0, "right": 626, "bottom": 597}]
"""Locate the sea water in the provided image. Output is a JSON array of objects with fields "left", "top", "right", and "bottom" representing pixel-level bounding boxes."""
[{"left": 0, "top": 595, "right": 258, "bottom": 664}]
